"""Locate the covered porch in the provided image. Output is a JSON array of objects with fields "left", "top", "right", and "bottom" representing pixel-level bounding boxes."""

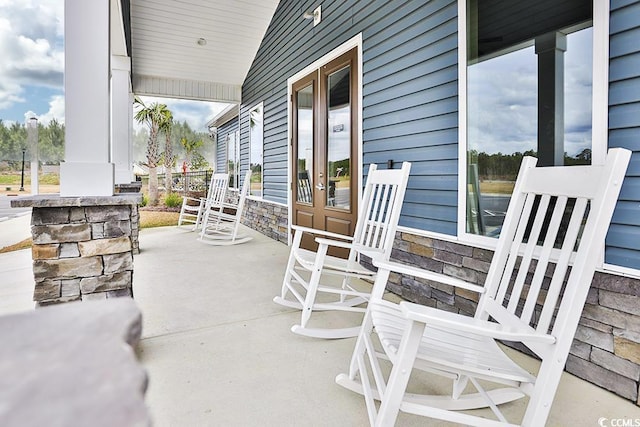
[{"left": 2, "top": 222, "right": 638, "bottom": 425}]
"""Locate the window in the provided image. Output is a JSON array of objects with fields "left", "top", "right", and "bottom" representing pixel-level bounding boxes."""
[
  {"left": 227, "top": 130, "right": 239, "bottom": 189},
  {"left": 249, "top": 103, "right": 264, "bottom": 197},
  {"left": 463, "top": 0, "right": 598, "bottom": 238}
]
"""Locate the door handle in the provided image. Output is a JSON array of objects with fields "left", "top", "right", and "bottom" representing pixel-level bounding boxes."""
[{"left": 316, "top": 182, "right": 325, "bottom": 190}]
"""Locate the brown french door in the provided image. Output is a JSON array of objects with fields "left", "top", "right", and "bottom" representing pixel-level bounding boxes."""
[{"left": 291, "top": 48, "right": 359, "bottom": 251}]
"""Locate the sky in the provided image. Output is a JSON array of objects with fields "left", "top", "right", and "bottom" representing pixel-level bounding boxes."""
[
  {"left": 0, "top": 0, "right": 227, "bottom": 132},
  {"left": 468, "top": 28, "right": 593, "bottom": 157}
]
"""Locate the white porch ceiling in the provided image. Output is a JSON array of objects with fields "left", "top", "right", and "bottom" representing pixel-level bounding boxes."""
[{"left": 129, "top": 0, "right": 279, "bottom": 103}]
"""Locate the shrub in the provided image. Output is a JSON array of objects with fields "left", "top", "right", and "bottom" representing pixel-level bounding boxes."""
[
  {"left": 140, "top": 194, "right": 148, "bottom": 207},
  {"left": 164, "top": 192, "right": 183, "bottom": 208}
]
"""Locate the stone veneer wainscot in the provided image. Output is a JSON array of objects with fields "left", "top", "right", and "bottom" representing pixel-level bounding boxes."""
[{"left": 11, "top": 194, "right": 142, "bottom": 306}]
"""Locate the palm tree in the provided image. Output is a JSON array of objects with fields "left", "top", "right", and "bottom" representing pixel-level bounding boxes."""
[
  {"left": 159, "top": 109, "right": 174, "bottom": 194},
  {"left": 134, "top": 97, "right": 172, "bottom": 205}
]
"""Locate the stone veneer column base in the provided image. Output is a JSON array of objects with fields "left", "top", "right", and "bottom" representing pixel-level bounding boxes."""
[{"left": 11, "top": 194, "right": 142, "bottom": 306}]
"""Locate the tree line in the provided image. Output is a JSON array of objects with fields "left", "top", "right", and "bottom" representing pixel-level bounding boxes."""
[
  {"left": 469, "top": 148, "right": 592, "bottom": 181},
  {"left": 0, "top": 119, "right": 65, "bottom": 168},
  {"left": 0, "top": 113, "right": 211, "bottom": 173}
]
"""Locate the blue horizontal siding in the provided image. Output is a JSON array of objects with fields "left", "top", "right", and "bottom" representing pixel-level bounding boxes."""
[
  {"left": 609, "top": 104, "right": 640, "bottom": 129},
  {"left": 606, "top": 0, "right": 640, "bottom": 271},
  {"left": 610, "top": 1, "right": 640, "bottom": 33},
  {"left": 612, "top": 201, "right": 640, "bottom": 226},
  {"left": 242, "top": 0, "right": 459, "bottom": 233},
  {"left": 608, "top": 77, "right": 640, "bottom": 105},
  {"left": 605, "top": 247, "right": 640, "bottom": 270},
  {"left": 609, "top": 55, "right": 640, "bottom": 82},
  {"left": 216, "top": 118, "right": 238, "bottom": 173}
]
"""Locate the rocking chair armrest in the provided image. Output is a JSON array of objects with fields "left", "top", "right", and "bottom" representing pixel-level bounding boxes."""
[
  {"left": 373, "top": 260, "right": 485, "bottom": 294},
  {"left": 314, "top": 237, "right": 356, "bottom": 250},
  {"left": 291, "top": 224, "right": 354, "bottom": 242},
  {"left": 182, "top": 196, "right": 204, "bottom": 205},
  {"left": 398, "top": 301, "right": 556, "bottom": 344}
]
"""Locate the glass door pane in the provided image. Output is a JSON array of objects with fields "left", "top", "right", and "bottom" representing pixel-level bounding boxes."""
[
  {"left": 326, "top": 65, "right": 351, "bottom": 209},
  {"left": 297, "top": 84, "right": 314, "bottom": 204}
]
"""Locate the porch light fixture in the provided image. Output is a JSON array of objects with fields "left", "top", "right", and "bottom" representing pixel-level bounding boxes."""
[
  {"left": 303, "top": 5, "right": 321, "bottom": 26},
  {"left": 197, "top": 38, "right": 207, "bottom": 46}
]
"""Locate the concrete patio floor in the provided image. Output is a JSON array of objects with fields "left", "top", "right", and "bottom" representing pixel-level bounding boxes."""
[{"left": 2, "top": 221, "right": 640, "bottom": 426}]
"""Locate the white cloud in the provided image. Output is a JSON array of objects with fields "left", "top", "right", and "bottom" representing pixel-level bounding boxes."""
[
  {"left": 37, "top": 95, "right": 65, "bottom": 125},
  {"left": 0, "top": 1, "right": 63, "bottom": 113}
]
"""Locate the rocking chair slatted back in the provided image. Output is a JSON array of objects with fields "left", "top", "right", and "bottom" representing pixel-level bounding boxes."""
[
  {"left": 479, "top": 150, "right": 631, "bottom": 355},
  {"left": 353, "top": 163, "right": 411, "bottom": 260}
]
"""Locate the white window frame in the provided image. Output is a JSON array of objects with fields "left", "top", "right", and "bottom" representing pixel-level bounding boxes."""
[
  {"left": 227, "top": 130, "right": 240, "bottom": 189},
  {"left": 456, "top": 0, "right": 610, "bottom": 252},
  {"left": 248, "top": 101, "right": 264, "bottom": 199}
]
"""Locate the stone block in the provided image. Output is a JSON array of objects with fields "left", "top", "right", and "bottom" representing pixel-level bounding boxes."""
[
  {"left": 433, "top": 249, "right": 462, "bottom": 266},
  {"left": 103, "top": 252, "right": 134, "bottom": 274},
  {"left": 566, "top": 354, "right": 638, "bottom": 402},
  {"left": 69, "top": 207, "right": 86, "bottom": 222},
  {"left": 33, "top": 280, "right": 61, "bottom": 300},
  {"left": 61, "top": 279, "right": 81, "bottom": 297},
  {"left": 104, "top": 220, "right": 131, "bottom": 238},
  {"left": 433, "top": 239, "right": 474, "bottom": 257},
  {"left": 453, "top": 295, "right": 477, "bottom": 316},
  {"left": 443, "top": 264, "right": 478, "bottom": 284},
  {"left": 91, "top": 223, "right": 105, "bottom": 239},
  {"left": 436, "top": 300, "right": 459, "bottom": 313},
  {"left": 591, "top": 347, "right": 640, "bottom": 381},
  {"left": 59, "top": 243, "right": 80, "bottom": 258},
  {"left": 80, "top": 271, "right": 132, "bottom": 294},
  {"left": 579, "top": 316, "right": 612, "bottom": 334},
  {"left": 33, "top": 256, "right": 103, "bottom": 280},
  {"left": 82, "top": 292, "right": 108, "bottom": 301},
  {"left": 614, "top": 328, "right": 640, "bottom": 344},
  {"left": 78, "top": 236, "right": 132, "bottom": 257},
  {"left": 600, "top": 290, "right": 640, "bottom": 316},
  {"left": 85, "top": 206, "right": 130, "bottom": 222},
  {"left": 593, "top": 271, "right": 640, "bottom": 296},
  {"left": 37, "top": 295, "right": 81, "bottom": 306},
  {"left": 472, "top": 247, "right": 494, "bottom": 263},
  {"left": 462, "top": 256, "right": 491, "bottom": 273},
  {"left": 400, "top": 233, "right": 433, "bottom": 247},
  {"left": 570, "top": 339, "right": 592, "bottom": 359},
  {"left": 32, "top": 244, "right": 59, "bottom": 260},
  {"left": 583, "top": 304, "right": 640, "bottom": 333},
  {"left": 614, "top": 336, "right": 640, "bottom": 365},
  {"left": 432, "top": 287, "right": 455, "bottom": 305},
  {"left": 575, "top": 324, "right": 614, "bottom": 352},
  {"left": 586, "top": 287, "right": 598, "bottom": 305},
  {"left": 31, "top": 207, "right": 70, "bottom": 225},
  {"left": 455, "top": 286, "right": 481, "bottom": 303},
  {"left": 32, "top": 223, "right": 92, "bottom": 244}
]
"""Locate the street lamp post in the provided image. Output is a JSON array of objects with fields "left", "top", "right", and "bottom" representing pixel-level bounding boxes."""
[{"left": 20, "top": 148, "right": 26, "bottom": 191}]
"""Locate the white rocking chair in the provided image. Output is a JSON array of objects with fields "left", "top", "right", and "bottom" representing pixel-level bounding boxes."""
[
  {"left": 177, "top": 173, "right": 229, "bottom": 231},
  {"left": 336, "top": 148, "right": 631, "bottom": 426},
  {"left": 198, "top": 170, "right": 253, "bottom": 246},
  {"left": 274, "top": 162, "right": 411, "bottom": 339}
]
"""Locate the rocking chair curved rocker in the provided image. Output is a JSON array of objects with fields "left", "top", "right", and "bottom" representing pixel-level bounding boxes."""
[
  {"left": 198, "top": 170, "right": 253, "bottom": 246},
  {"left": 177, "top": 172, "right": 229, "bottom": 231},
  {"left": 274, "top": 162, "right": 411, "bottom": 339},
  {"left": 336, "top": 148, "right": 631, "bottom": 426}
]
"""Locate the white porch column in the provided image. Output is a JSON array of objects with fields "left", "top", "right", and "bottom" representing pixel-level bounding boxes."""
[
  {"left": 111, "top": 55, "right": 133, "bottom": 185},
  {"left": 535, "top": 32, "right": 567, "bottom": 167},
  {"left": 60, "top": 0, "right": 114, "bottom": 196}
]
